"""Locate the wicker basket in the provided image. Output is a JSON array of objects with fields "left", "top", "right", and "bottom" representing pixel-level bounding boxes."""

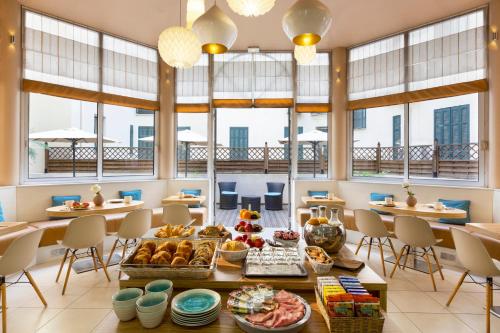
[
  {"left": 305, "top": 246, "right": 334, "bottom": 275},
  {"left": 315, "top": 288, "right": 385, "bottom": 333},
  {"left": 120, "top": 238, "right": 220, "bottom": 279}
]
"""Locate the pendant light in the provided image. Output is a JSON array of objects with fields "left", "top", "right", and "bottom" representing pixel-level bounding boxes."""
[
  {"left": 158, "top": 0, "right": 202, "bottom": 68},
  {"left": 282, "top": 0, "right": 332, "bottom": 46},
  {"left": 192, "top": 4, "right": 238, "bottom": 54},
  {"left": 186, "top": 0, "right": 205, "bottom": 29},
  {"left": 294, "top": 45, "right": 316, "bottom": 65},
  {"left": 226, "top": 0, "right": 275, "bottom": 17}
]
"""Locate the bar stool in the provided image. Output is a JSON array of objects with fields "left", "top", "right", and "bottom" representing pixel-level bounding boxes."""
[
  {"left": 162, "top": 204, "right": 195, "bottom": 226},
  {"left": 389, "top": 216, "right": 444, "bottom": 291},
  {"left": 447, "top": 228, "right": 500, "bottom": 333},
  {"left": 55, "top": 215, "right": 110, "bottom": 295},
  {"left": 1, "top": 229, "right": 47, "bottom": 333},
  {"left": 106, "top": 209, "right": 152, "bottom": 278},
  {"left": 354, "top": 209, "right": 398, "bottom": 276}
]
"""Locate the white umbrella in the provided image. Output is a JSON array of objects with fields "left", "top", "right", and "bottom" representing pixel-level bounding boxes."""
[
  {"left": 278, "top": 129, "right": 328, "bottom": 178},
  {"left": 30, "top": 128, "right": 118, "bottom": 177}
]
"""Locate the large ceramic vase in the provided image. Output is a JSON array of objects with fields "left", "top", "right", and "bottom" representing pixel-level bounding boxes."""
[
  {"left": 406, "top": 195, "right": 417, "bottom": 207},
  {"left": 93, "top": 192, "right": 104, "bottom": 206}
]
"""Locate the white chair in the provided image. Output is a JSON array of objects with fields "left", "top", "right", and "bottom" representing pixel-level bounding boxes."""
[
  {"left": 447, "top": 228, "right": 500, "bottom": 333},
  {"left": 162, "top": 204, "right": 195, "bottom": 226},
  {"left": 389, "top": 216, "right": 444, "bottom": 291},
  {"left": 106, "top": 209, "right": 152, "bottom": 278},
  {"left": 354, "top": 209, "right": 398, "bottom": 276},
  {"left": 55, "top": 215, "right": 110, "bottom": 295},
  {"left": 0, "top": 229, "right": 47, "bottom": 333}
]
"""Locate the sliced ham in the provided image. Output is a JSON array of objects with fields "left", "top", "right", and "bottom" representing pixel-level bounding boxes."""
[{"left": 245, "top": 311, "right": 274, "bottom": 325}]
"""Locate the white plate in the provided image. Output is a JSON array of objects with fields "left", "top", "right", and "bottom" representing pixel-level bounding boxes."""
[
  {"left": 108, "top": 199, "right": 124, "bottom": 203},
  {"left": 171, "top": 311, "right": 219, "bottom": 327},
  {"left": 171, "top": 303, "right": 221, "bottom": 319},
  {"left": 171, "top": 310, "right": 220, "bottom": 323},
  {"left": 171, "top": 289, "right": 221, "bottom": 315}
]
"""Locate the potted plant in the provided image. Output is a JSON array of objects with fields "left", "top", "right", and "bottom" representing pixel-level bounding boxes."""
[
  {"left": 91, "top": 184, "right": 104, "bottom": 206},
  {"left": 402, "top": 182, "right": 417, "bottom": 207}
]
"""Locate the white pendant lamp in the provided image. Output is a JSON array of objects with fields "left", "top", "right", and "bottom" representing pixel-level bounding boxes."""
[
  {"left": 186, "top": 0, "right": 205, "bottom": 29},
  {"left": 226, "top": 0, "right": 275, "bottom": 17},
  {"left": 158, "top": 27, "right": 202, "bottom": 68},
  {"left": 294, "top": 45, "right": 316, "bottom": 65},
  {"left": 192, "top": 5, "right": 238, "bottom": 54},
  {"left": 282, "top": 0, "right": 332, "bottom": 46}
]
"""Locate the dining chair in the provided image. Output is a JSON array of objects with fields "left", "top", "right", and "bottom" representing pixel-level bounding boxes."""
[
  {"left": 0, "top": 229, "right": 47, "bottom": 333},
  {"left": 353, "top": 209, "right": 398, "bottom": 276},
  {"left": 162, "top": 204, "right": 195, "bottom": 226},
  {"left": 264, "top": 182, "right": 285, "bottom": 210},
  {"left": 389, "top": 216, "right": 444, "bottom": 291},
  {"left": 447, "top": 228, "right": 500, "bottom": 333},
  {"left": 218, "top": 182, "right": 238, "bottom": 210},
  {"left": 56, "top": 215, "right": 110, "bottom": 295},
  {"left": 106, "top": 209, "right": 152, "bottom": 278}
]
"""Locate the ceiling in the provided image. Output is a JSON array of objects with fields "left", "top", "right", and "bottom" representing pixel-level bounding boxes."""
[{"left": 18, "top": 0, "right": 489, "bottom": 50}]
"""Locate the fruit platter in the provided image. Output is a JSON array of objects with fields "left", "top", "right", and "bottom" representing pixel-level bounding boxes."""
[
  {"left": 273, "top": 230, "right": 300, "bottom": 247},
  {"left": 70, "top": 202, "right": 90, "bottom": 210},
  {"left": 239, "top": 208, "right": 261, "bottom": 221},
  {"left": 234, "top": 234, "right": 265, "bottom": 249},
  {"left": 235, "top": 220, "right": 263, "bottom": 234},
  {"left": 228, "top": 284, "right": 311, "bottom": 333}
]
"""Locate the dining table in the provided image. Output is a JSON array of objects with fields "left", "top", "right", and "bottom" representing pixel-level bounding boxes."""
[
  {"left": 161, "top": 195, "right": 206, "bottom": 206},
  {"left": 301, "top": 195, "right": 346, "bottom": 207},
  {"left": 45, "top": 200, "right": 144, "bottom": 218},
  {"left": 465, "top": 223, "right": 500, "bottom": 241}
]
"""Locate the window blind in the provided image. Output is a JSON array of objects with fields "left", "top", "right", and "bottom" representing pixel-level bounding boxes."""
[
  {"left": 102, "top": 35, "right": 159, "bottom": 101},
  {"left": 213, "top": 53, "right": 255, "bottom": 100},
  {"left": 24, "top": 11, "right": 100, "bottom": 91},
  {"left": 408, "top": 9, "right": 486, "bottom": 91},
  {"left": 348, "top": 34, "right": 405, "bottom": 101},
  {"left": 175, "top": 54, "right": 209, "bottom": 104},
  {"left": 254, "top": 52, "right": 293, "bottom": 99},
  {"left": 297, "top": 52, "right": 330, "bottom": 103}
]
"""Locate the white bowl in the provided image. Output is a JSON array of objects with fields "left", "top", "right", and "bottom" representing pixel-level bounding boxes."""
[
  {"left": 112, "top": 288, "right": 143, "bottom": 321},
  {"left": 218, "top": 242, "right": 249, "bottom": 262},
  {"left": 145, "top": 280, "right": 173, "bottom": 300},
  {"left": 136, "top": 293, "right": 168, "bottom": 313},
  {"left": 137, "top": 307, "right": 166, "bottom": 329},
  {"left": 273, "top": 235, "right": 300, "bottom": 247}
]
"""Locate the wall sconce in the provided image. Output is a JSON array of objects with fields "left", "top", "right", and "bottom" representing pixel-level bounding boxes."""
[
  {"left": 9, "top": 34, "right": 15, "bottom": 45},
  {"left": 335, "top": 68, "right": 341, "bottom": 83},
  {"left": 493, "top": 31, "right": 498, "bottom": 42}
]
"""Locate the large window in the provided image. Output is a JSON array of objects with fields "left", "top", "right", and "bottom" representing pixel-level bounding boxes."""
[
  {"left": 297, "top": 113, "right": 329, "bottom": 178},
  {"left": 176, "top": 113, "right": 208, "bottom": 178}
]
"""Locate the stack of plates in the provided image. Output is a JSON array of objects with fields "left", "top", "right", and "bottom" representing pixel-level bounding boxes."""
[{"left": 171, "top": 289, "right": 221, "bottom": 327}]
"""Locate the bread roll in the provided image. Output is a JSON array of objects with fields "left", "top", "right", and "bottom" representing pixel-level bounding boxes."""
[
  {"left": 132, "top": 253, "right": 151, "bottom": 265},
  {"left": 141, "top": 241, "right": 156, "bottom": 253},
  {"left": 150, "top": 251, "right": 172, "bottom": 265},
  {"left": 171, "top": 257, "right": 187, "bottom": 266}
]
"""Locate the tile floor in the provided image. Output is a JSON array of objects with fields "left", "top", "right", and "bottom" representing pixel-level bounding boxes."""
[{"left": 1, "top": 242, "right": 498, "bottom": 333}]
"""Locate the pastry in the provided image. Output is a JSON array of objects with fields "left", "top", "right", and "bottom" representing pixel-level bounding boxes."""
[
  {"left": 150, "top": 251, "right": 172, "bottom": 265},
  {"left": 171, "top": 257, "right": 187, "bottom": 266},
  {"left": 156, "top": 241, "right": 177, "bottom": 253},
  {"left": 141, "top": 241, "right": 157, "bottom": 253},
  {"left": 132, "top": 253, "right": 151, "bottom": 265}
]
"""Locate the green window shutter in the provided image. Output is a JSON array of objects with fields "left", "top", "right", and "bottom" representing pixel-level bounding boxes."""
[
  {"left": 353, "top": 109, "right": 366, "bottom": 129},
  {"left": 434, "top": 104, "right": 470, "bottom": 159},
  {"left": 230, "top": 127, "right": 248, "bottom": 160},
  {"left": 129, "top": 125, "right": 134, "bottom": 147},
  {"left": 392, "top": 115, "right": 401, "bottom": 147}
]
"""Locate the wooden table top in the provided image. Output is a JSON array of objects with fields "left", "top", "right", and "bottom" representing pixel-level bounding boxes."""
[
  {"left": 466, "top": 223, "right": 500, "bottom": 240},
  {"left": 368, "top": 201, "right": 467, "bottom": 219},
  {"left": 301, "top": 196, "right": 346, "bottom": 207},
  {"left": 0, "top": 222, "right": 28, "bottom": 236},
  {"left": 162, "top": 195, "right": 206, "bottom": 206},
  {"left": 46, "top": 200, "right": 144, "bottom": 218}
]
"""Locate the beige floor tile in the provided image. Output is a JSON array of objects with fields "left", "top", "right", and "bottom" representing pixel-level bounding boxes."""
[
  {"left": 426, "top": 291, "right": 485, "bottom": 314},
  {"left": 4, "top": 308, "right": 62, "bottom": 333},
  {"left": 382, "top": 313, "right": 421, "bottom": 333},
  {"left": 406, "top": 313, "right": 475, "bottom": 333},
  {"left": 455, "top": 313, "right": 500, "bottom": 333},
  {"left": 37, "top": 308, "right": 111, "bottom": 333},
  {"left": 386, "top": 299, "right": 401, "bottom": 313},
  {"left": 69, "top": 288, "right": 117, "bottom": 309},
  {"left": 10, "top": 283, "right": 91, "bottom": 309},
  {"left": 388, "top": 291, "right": 449, "bottom": 313}
]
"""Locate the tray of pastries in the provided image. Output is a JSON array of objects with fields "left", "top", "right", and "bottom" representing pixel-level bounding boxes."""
[
  {"left": 198, "top": 224, "right": 232, "bottom": 240},
  {"left": 154, "top": 224, "right": 196, "bottom": 239},
  {"left": 121, "top": 239, "right": 220, "bottom": 279}
]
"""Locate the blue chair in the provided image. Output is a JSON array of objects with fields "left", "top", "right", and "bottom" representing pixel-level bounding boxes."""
[
  {"left": 119, "top": 189, "right": 142, "bottom": 201},
  {"left": 0, "top": 202, "right": 4, "bottom": 222},
  {"left": 265, "top": 182, "right": 285, "bottom": 211},
  {"left": 218, "top": 182, "right": 238, "bottom": 210},
  {"left": 181, "top": 189, "right": 202, "bottom": 208},
  {"left": 51, "top": 195, "right": 81, "bottom": 207},
  {"left": 370, "top": 192, "right": 394, "bottom": 215},
  {"left": 308, "top": 190, "right": 329, "bottom": 197}
]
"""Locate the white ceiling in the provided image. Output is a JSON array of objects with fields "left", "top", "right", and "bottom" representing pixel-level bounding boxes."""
[{"left": 18, "top": 0, "right": 489, "bottom": 50}]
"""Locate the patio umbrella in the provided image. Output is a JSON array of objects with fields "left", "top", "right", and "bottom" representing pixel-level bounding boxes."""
[
  {"left": 279, "top": 129, "right": 328, "bottom": 178},
  {"left": 30, "top": 128, "right": 117, "bottom": 177}
]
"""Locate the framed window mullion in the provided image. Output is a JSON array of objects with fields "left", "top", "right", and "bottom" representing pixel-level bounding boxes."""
[
  {"left": 403, "top": 103, "right": 409, "bottom": 180},
  {"left": 97, "top": 32, "right": 104, "bottom": 180}
]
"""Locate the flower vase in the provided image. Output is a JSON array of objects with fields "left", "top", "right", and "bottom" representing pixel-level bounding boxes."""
[
  {"left": 93, "top": 192, "right": 104, "bottom": 206},
  {"left": 406, "top": 195, "right": 417, "bottom": 207}
]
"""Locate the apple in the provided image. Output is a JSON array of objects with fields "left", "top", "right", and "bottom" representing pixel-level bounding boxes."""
[
  {"left": 245, "top": 239, "right": 254, "bottom": 247},
  {"left": 241, "top": 234, "right": 248, "bottom": 241},
  {"left": 235, "top": 236, "right": 244, "bottom": 242},
  {"left": 238, "top": 226, "right": 246, "bottom": 232},
  {"left": 253, "top": 238, "right": 264, "bottom": 248},
  {"left": 238, "top": 221, "right": 246, "bottom": 226},
  {"left": 244, "top": 224, "right": 253, "bottom": 232}
]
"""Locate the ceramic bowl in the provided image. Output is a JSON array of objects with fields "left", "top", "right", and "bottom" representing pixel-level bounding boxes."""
[
  {"left": 218, "top": 242, "right": 249, "bottom": 262},
  {"left": 145, "top": 279, "right": 173, "bottom": 300},
  {"left": 136, "top": 293, "right": 168, "bottom": 313},
  {"left": 112, "top": 288, "right": 143, "bottom": 321},
  {"left": 137, "top": 306, "right": 166, "bottom": 329}
]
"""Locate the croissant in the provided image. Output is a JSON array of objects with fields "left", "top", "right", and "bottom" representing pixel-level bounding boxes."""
[
  {"left": 171, "top": 257, "right": 187, "bottom": 266},
  {"left": 141, "top": 241, "right": 157, "bottom": 253},
  {"left": 132, "top": 253, "right": 151, "bottom": 265},
  {"left": 156, "top": 241, "right": 177, "bottom": 253},
  {"left": 150, "top": 251, "right": 172, "bottom": 265},
  {"left": 178, "top": 240, "right": 193, "bottom": 248}
]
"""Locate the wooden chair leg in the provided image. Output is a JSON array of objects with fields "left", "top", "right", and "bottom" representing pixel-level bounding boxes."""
[
  {"left": 402, "top": 246, "right": 411, "bottom": 270},
  {"left": 1, "top": 280, "right": 6, "bottom": 333},
  {"left": 55, "top": 249, "right": 69, "bottom": 283},
  {"left": 378, "top": 238, "right": 386, "bottom": 276},
  {"left": 94, "top": 248, "right": 111, "bottom": 282},
  {"left": 118, "top": 240, "right": 129, "bottom": 279},
  {"left": 367, "top": 238, "right": 373, "bottom": 260},
  {"left": 106, "top": 239, "right": 119, "bottom": 267},
  {"left": 423, "top": 252, "right": 437, "bottom": 291},
  {"left": 430, "top": 246, "right": 444, "bottom": 280},
  {"left": 486, "top": 277, "right": 493, "bottom": 333},
  {"left": 62, "top": 253, "right": 75, "bottom": 296},
  {"left": 354, "top": 236, "right": 365, "bottom": 255},
  {"left": 90, "top": 248, "right": 98, "bottom": 272},
  {"left": 390, "top": 246, "right": 406, "bottom": 278},
  {"left": 387, "top": 237, "right": 398, "bottom": 259},
  {"left": 24, "top": 271, "right": 47, "bottom": 306},
  {"left": 446, "top": 271, "right": 468, "bottom": 306}
]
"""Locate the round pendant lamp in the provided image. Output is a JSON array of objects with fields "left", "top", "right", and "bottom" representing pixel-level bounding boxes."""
[
  {"left": 294, "top": 45, "right": 316, "bottom": 65},
  {"left": 226, "top": 0, "right": 275, "bottom": 17},
  {"left": 282, "top": 0, "right": 332, "bottom": 46},
  {"left": 192, "top": 5, "right": 238, "bottom": 54},
  {"left": 158, "top": 26, "right": 202, "bottom": 68}
]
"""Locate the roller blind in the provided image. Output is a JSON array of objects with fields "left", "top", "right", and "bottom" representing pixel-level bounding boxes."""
[
  {"left": 102, "top": 35, "right": 159, "bottom": 101},
  {"left": 175, "top": 54, "right": 209, "bottom": 104},
  {"left": 348, "top": 34, "right": 405, "bottom": 101},
  {"left": 23, "top": 11, "right": 100, "bottom": 91},
  {"left": 408, "top": 9, "right": 486, "bottom": 91},
  {"left": 297, "top": 52, "right": 330, "bottom": 103}
]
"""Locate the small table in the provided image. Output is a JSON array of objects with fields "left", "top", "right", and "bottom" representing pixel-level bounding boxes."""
[
  {"left": 161, "top": 195, "right": 206, "bottom": 206},
  {"left": 241, "top": 195, "right": 261, "bottom": 212},
  {"left": 466, "top": 223, "right": 500, "bottom": 241},
  {"left": 302, "top": 196, "right": 346, "bottom": 207},
  {"left": 46, "top": 200, "right": 144, "bottom": 218}
]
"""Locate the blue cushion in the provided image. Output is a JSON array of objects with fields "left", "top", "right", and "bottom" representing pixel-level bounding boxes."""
[
  {"left": 52, "top": 195, "right": 81, "bottom": 207},
  {"left": 222, "top": 191, "right": 238, "bottom": 196},
  {"left": 0, "top": 202, "right": 4, "bottom": 222},
  {"left": 119, "top": 189, "right": 142, "bottom": 201},
  {"left": 266, "top": 192, "right": 282, "bottom": 197},
  {"left": 308, "top": 190, "right": 328, "bottom": 197},
  {"left": 370, "top": 192, "right": 394, "bottom": 215},
  {"left": 181, "top": 189, "right": 202, "bottom": 208},
  {"left": 438, "top": 199, "right": 471, "bottom": 225}
]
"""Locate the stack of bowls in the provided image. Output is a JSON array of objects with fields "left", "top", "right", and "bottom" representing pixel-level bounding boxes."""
[
  {"left": 112, "top": 288, "right": 143, "bottom": 321},
  {"left": 171, "top": 289, "right": 221, "bottom": 327},
  {"left": 145, "top": 279, "right": 173, "bottom": 300},
  {"left": 136, "top": 292, "right": 168, "bottom": 329}
]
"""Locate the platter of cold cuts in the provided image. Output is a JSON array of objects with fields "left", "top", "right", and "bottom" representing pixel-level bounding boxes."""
[{"left": 228, "top": 284, "right": 311, "bottom": 333}]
